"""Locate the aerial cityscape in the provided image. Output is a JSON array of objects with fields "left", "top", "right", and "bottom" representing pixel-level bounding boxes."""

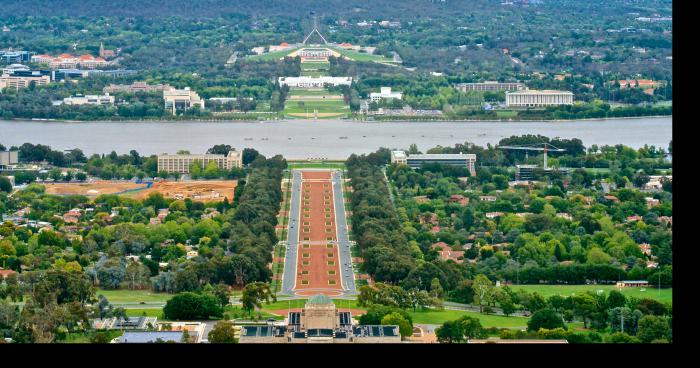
[{"left": 0, "top": 0, "right": 672, "bottom": 345}]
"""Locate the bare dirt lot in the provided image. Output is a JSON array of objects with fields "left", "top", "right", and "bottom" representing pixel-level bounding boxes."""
[
  {"left": 44, "top": 181, "right": 147, "bottom": 196},
  {"left": 130, "top": 180, "right": 237, "bottom": 202}
]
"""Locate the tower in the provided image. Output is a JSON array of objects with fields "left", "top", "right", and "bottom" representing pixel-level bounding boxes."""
[{"left": 99, "top": 42, "right": 105, "bottom": 58}]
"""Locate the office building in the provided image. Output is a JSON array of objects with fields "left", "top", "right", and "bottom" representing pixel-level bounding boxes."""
[
  {"left": 278, "top": 76, "right": 352, "bottom": 88},
  {"left": 370, "top": 87, "right": 402, "bottom": 102},
  {"left": 31, "top": 53, "right": 106, "bottom": 69},
  {"left": 239, "top": 295, "right": 401, "bottom": 344},
  {"left": 0, "top": 151, "right": 19, "bottom": 169},
  {"left": 0, "top": 50, "right": 35, "bottom": 64},
  {"left": 391, "top": 150, "right": 477, "bottom": 176},
  {"left": 157, "top": 150, "right": 242, "bottom": 174},
  {"left": 163, "top": 87, "right": 204, "bottom": 115},
  {"left": 455, "top": 81, "right": 526, "bottom": 92},
  {"left": 0, "top": 70, "right": 51, "bottom": 90},
  {"left": 62, "top": 93, "right": 115, "bottom": 106},
  {"left": 104, "top": 82, "right": 173, "bottom": 94},
  {"left": 505, "top": 90, "right": 574, "bottom": 107}
]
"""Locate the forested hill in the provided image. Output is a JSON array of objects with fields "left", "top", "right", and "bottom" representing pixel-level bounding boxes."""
[{"left": 1, "top": 0, "right": 671, "bottom": 19}]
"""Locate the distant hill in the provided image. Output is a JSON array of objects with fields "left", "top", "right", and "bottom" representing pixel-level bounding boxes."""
[{"left": 0, "top": 0, "right": 475, "bottom": 18}]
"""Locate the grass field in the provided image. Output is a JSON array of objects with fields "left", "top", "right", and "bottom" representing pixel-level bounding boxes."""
[
  {"left": 225, "top": 306, "right": 285, "bottom": 320},
  {"left": 333, "top": 47, "right": 395, "bottom": 63},
  {"left": 61, "top": 330, "right": 123, "bottom": 343},
  {"left": 508, "top": 285, "right": 672, "bottom": 304},
  {"left": 409, "top": 309, "right": 530, "bottom": 328},
  {"left": 246, "top": 47, "right": 301, "bottom": 61},
  {"left": 288, "top": 162, "right": 346, "bottom": 169},
  {"left": 125, "top": 308, "right": 165, "bottom": 318},
  {"left": 96, "top": 289, "right": 174, "bottom": 304}
]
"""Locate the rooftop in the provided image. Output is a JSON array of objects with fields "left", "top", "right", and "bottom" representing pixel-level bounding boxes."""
[{"left": 120, "top": 331, "right": 183, "bottom": 343}]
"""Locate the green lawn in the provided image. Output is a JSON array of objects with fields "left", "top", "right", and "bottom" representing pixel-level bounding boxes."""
[
  {"left": 301, "top": 70, "right": 326, "bottom": 77},
  {"left": 301, "top": 61, "right": 330, "bottom": 70},
  {"left": 288, "top": 162, "right": 346, "bottom": 169},
  {"left": 409, "top": 309, "right": 529, "bottom": 328},
  {"left": 96, "top": 289, "right": 174, "bottom": 304},
  {"left": 260, "top": 298, "right": 363, "bottom": 312},
  {"left": 125, "top": 308, "right": 165, "bottom": 318},
  {"left": 332, "top": 47, "right": 395, "bottom": 63},
  {"left": 60, "top": 330, "right": 123, "bottom": 343},
  {"left": 225, "top": 306, "right": 286, "bottom": 320},
  {"left": 508, "top": 285, "right": 672, "bottom": 304},
  {"left": 288, "top": 88, "right": 338, "bottom": 97},
  {"left": 246, "top": 47, "right": 301, "bottom": 61}
]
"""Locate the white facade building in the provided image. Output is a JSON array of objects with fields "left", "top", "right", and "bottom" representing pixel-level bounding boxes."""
[
  {"left": 157, "top": 151, "right": 242, "bottom": 174},
  {"left": 505, "top": 90, "right": 574, "bottom": 107},
  {"left": 278, "top": 76, "right": 352, "bottom": 88},
  {"left": 370, "top": 87, "right": 402, "bottom": 102},
  {"left": 163, "top": 87, "right": 205, "bottom": 115},
  {"left": 62, "top": 93, "right": 115, "bottom": 106},
  {"left": 391, "top": 150, "right": 476, "bottom": 176},
  {"left": 455, "top": 81, "right": 526, "bottom": 92}
]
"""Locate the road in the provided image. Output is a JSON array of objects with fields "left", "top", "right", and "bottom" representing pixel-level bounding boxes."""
[
  {"left": 281, "top": 170, "right": 302, "bottom": 295},
  {"left": 332, "top": 170, "right": 356, "bottom": 294}
]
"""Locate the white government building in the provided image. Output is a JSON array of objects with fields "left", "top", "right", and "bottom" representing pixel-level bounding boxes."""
[
  {"left": 391, "top": 151, "right": 477, "bottom": 177},
  {"left": 62, "top": 93, "right": 115, "bottom": 106},
  {"left": 278, "top": 76, "right": 352, "bottom": 88},
  {"left": 370, "top": 87, "right": 402, "bottom": 102},
  {"left": 505, "top": 90, "right": 574, "bottom": 107},
  {"left": 157, "top": 150, "right": 242, "bottom": 174},
  {"left": 163, "top": 87, "right": 205, "bottom": 115}
]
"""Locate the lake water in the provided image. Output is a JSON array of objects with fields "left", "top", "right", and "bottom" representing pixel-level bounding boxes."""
[{"left": 0, "top": 117, "right": 672, "bottom": 159}]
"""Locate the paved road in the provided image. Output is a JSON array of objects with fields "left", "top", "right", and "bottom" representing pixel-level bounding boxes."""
[
  {"left": 332, "top": 170, "right": 356, "bottom": 294},
  {"left": 281, "top": 170, "right": 302, "bottom": 295}
]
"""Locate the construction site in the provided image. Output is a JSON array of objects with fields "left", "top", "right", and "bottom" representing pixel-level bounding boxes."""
[
  {"left": 42, "top": 180, "right": 237, "bottom": 202},
  {"left": 129, "top": 180, "right": 237, "bottom": 202}
]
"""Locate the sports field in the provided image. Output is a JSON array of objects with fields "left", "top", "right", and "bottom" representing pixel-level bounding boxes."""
[{"left": 507, "top": 285, "right": 672, "bottom": 304}]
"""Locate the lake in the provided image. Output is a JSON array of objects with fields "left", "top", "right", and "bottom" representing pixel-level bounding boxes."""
[{"left": 0, "top": 117, "right": 672, "bottom": 159}]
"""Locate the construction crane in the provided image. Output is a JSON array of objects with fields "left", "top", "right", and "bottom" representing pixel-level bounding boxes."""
[{"left": 497, "top": 143, "right": 566, "bottom": 170}]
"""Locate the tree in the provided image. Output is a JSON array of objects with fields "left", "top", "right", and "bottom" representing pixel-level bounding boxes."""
[
  {"left": 162, "top": 292, "right": 223, "bottom": 320},
  {"left": 449, "top": 280, "right": 474, "bottom": 304},
  {"left": 472, "top": 274, "right": 494, "bottom": 313},
  {"left": 212, "top": 284, "right": 231, "bottom": 309},
  {"left": 203, "top": 160, "right": 221, "bottom": 179},
  {"left": 605, "top": 332, "right": 641, "bottom": 343},
  {"left": 430, "top": 277, "right": 444, "bottom": 299},
  {"left": 435, "top": 315, "right": 485, "bottom": 343},
  {"left": 208, "top": 321, "right": 237, "bottom": 343},
  {"left": 606, "top": 290, "right": 627, "bottom": 309},
  {"left": 381, "top": 312, "right": 413, "bottom": 338},
  {"left": 242, "top": 148, "right": 260, "bottom": 166},
  {"left": 637, "top": 315, "right": 670, "bottom": 343},
  {"left": 457, "top": 315, "right": 486, "bottom": 340},
  {"left": 207, "top": 144, "right": 233, "bottom": 155},
  {"left": 240, "top": 282, "right": 276, "bottom": 315},
  {"left": 435, "top": 319, "right": 464, "bottom": 343},
  {"left": 0, "top": 177, "right": 11, "bottom": 193},
  {"left": 527, "top": 308, "right": 566, "bottom": 332}
]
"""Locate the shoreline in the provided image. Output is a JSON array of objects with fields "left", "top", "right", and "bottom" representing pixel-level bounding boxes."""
[{"left": 4, "top": 114, "right": 672, "bottom": 124}]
